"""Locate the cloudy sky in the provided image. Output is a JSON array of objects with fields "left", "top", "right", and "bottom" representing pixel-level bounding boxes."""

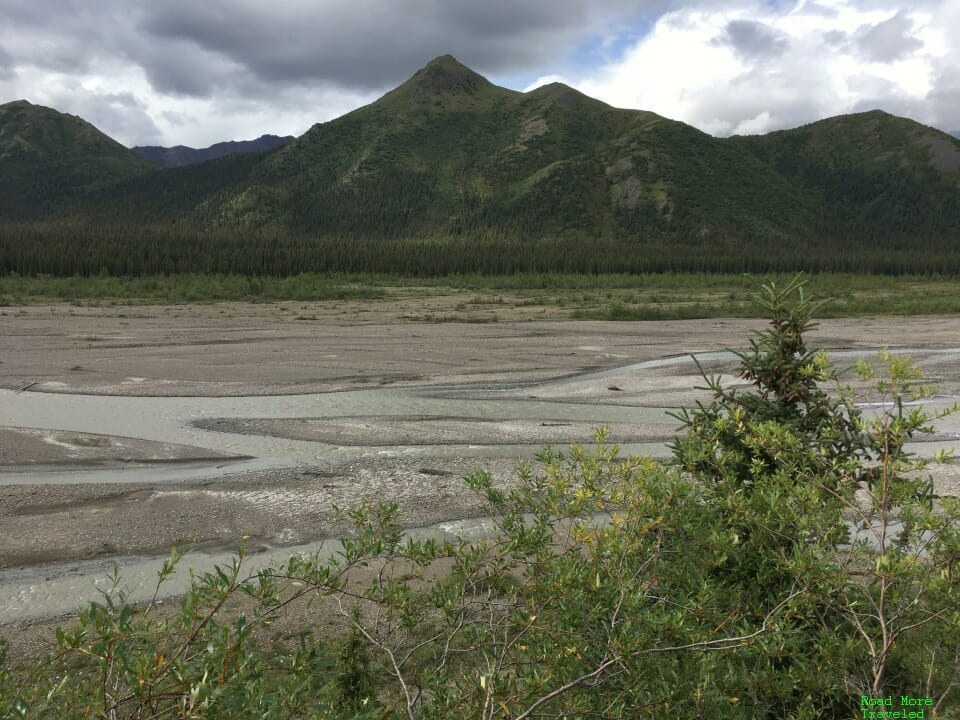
[{"left": 1, "top": 0, "right": 957, "bottom": 147}]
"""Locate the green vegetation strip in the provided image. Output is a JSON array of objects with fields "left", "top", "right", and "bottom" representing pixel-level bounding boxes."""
[{"left": 3, "top": 272, "right": 960, "bottom": 318}]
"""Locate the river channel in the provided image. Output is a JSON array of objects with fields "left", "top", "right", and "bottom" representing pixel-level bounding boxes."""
[{"left": 2, "top": 346, "right": 960, "bottom": 623}]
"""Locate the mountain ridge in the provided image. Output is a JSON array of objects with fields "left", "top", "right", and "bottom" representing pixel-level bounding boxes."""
[
  {"left": 0, "top": 98, "right": 156, "bottom": 215},
  {"left": 133, "top": 134, "right": 295, "bottom": 168},
  {"left": 2, "top": 55, "right": 959, "bottom": 276}
]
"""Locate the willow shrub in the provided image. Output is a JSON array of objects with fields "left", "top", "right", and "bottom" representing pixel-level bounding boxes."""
[{"left": 2, "top": 276, "right": 959, "bottom": 718}]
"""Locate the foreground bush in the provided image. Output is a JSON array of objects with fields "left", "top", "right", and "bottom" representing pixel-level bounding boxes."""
[{"left": 1, "top": 276, "right": 959, "bottom": 718}]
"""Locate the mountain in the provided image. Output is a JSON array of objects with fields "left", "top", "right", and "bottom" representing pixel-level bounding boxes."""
[
  {"left": 0, "top": 99, "right": 155, "bottom": 215},
  {"left": 133, "top": 134, "right": 294, "bottom": 168},
  {"left": 729, "top": 110, "right": 960, "bottom": 246},
  {"left": 160, "top": 55, "right": 960, "bottom": 250},
  {"left": 2, "top": 56, "right": 959, "bottom": 276},
  {"left": 197, "top": 54, "right": 813, "bottom": 243}
]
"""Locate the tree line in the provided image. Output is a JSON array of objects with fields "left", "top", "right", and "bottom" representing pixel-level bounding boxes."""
[{"left": 3, "top": 223, "right": 959, "bottom": 277}]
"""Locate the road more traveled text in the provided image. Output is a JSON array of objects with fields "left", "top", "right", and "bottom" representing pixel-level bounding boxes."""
[{"left": 860, "top": 695, "right": 933, "bottom": 719}]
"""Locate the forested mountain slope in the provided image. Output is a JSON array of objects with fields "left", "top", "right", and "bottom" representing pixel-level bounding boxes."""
[
  {"left": 0, "top": 100, "right": 155, "bottom": 216},
  {"left": 729, "top": 110, "right": 960, "bottom": 245},
  {"left": 195, "top": 55, "right": 815, "bottom": 243},
  {"left": 2, "top": 56, "right": 958, "bottom": 275}
]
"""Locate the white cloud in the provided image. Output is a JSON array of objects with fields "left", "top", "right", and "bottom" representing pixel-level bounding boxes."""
[
  {"left": 579, "top": 10, "right": 747, "bottom": 135},
  {"left": 732, "top": 109, "right": 775, "bottom": 134},
  {"left": 565, "top": 1, "right": 954, "bottom": 136},
  {"left": 1, "top": 54, "right": 379, "bottom": 148}
]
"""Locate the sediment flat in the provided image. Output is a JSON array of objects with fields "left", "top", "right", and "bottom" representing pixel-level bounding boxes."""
[
  {"left": 5, "top": 300, "right": 959, "bottom": 396},
  {"left": 1, "top": 301, "right": 959, "bottom": 638}
]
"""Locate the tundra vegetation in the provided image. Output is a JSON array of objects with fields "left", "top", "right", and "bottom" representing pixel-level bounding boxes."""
[
  {"left": 2, "top": 277, "right": 960, "bottom": 718},
  {"left": 4, "top": 272, "right": 960, "bottom": 320}
]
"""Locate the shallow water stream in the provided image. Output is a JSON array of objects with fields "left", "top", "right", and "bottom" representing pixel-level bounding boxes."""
[{"left": 2, "top": 346, "right": 960, "bottom": 622}]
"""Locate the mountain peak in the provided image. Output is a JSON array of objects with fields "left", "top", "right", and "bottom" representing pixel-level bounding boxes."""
[
  {"left": 531, "top": 81, "right": 574, "bottom": 92},
  {"left": 425, "top": 54, "right": 463, "bottom": 68},
  {"left": 400, "top": 54, "right": 492, "bottom": 97},
  {"left": 0, "top": 99, "right": 91, "bottom": 130},
  {"left": 528, "top": 81, "right": 579, "bottom": 98},
  {"left": 527, "top": 81, "right": 606, "bottom": 110},
  {"left": 0, "top": 99, "right": 92, "bottom": 149}
]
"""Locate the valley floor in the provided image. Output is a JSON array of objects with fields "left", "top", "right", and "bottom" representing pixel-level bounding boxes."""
[{"left": 2, "top": 302, "right": 959, "bottom": 661}]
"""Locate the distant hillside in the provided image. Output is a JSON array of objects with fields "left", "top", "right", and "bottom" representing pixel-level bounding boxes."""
[
  {"left": 729, "top": 110, "right": 960, "bottom": 248},
  {"left": 186, "top": 55, "right": 816, "bottom": 243},
  {"left": 133, "top": 134, "right": 294, "bottom": 168},
  {"left": 0, "top": 99, "right": 155, "bottom": 215},
  {"left": 2, "top": 56, "right": 959, "bottom": 276}
]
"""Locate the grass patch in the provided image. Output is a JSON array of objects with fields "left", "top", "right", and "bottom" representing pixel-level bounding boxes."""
[
  {"left": 2, "top": 271, "right": 960, "bottom": 319},
  {"left": 0, "top": 273, "right": 386, "bottom": 304}
]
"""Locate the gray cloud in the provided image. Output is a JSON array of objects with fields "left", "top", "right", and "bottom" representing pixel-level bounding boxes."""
[
  {"left": 927, "top": 64, "right": 960, "bottom": 139},
  {"left": 847, "top": 73, "right": 924, "bottom": 119},
  {"left": 0, "top": 0, "right": 662, "bottom": 143},
  {"left": 47, "top": 89, "right": 164, "bottom": 146},
  {"left": 713, "top": 19, "right": 790, "bottom": 60},
  {"left": 799, "top": 1, "right": 839, "bottom": 17},
  {"left": 0, "top": 45, "right": 15, "bottom": 80},
  {"left": 128, "top": 40, "right": 238, "bottom": 98},
  {"left": 854, "top": 11, "right": 922, "bottom": 62},
  {"left": 0, "top": 0, "right": 657, "bottom": 102},
  {"left": 0, "top": 0, "right": 124, "bottom": 74},
  {"left": 136, "top": 0, "right": 652, "bottom": 92},
  {"left": 821, "top": 30, "right": 848, "bottom": 48}
]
